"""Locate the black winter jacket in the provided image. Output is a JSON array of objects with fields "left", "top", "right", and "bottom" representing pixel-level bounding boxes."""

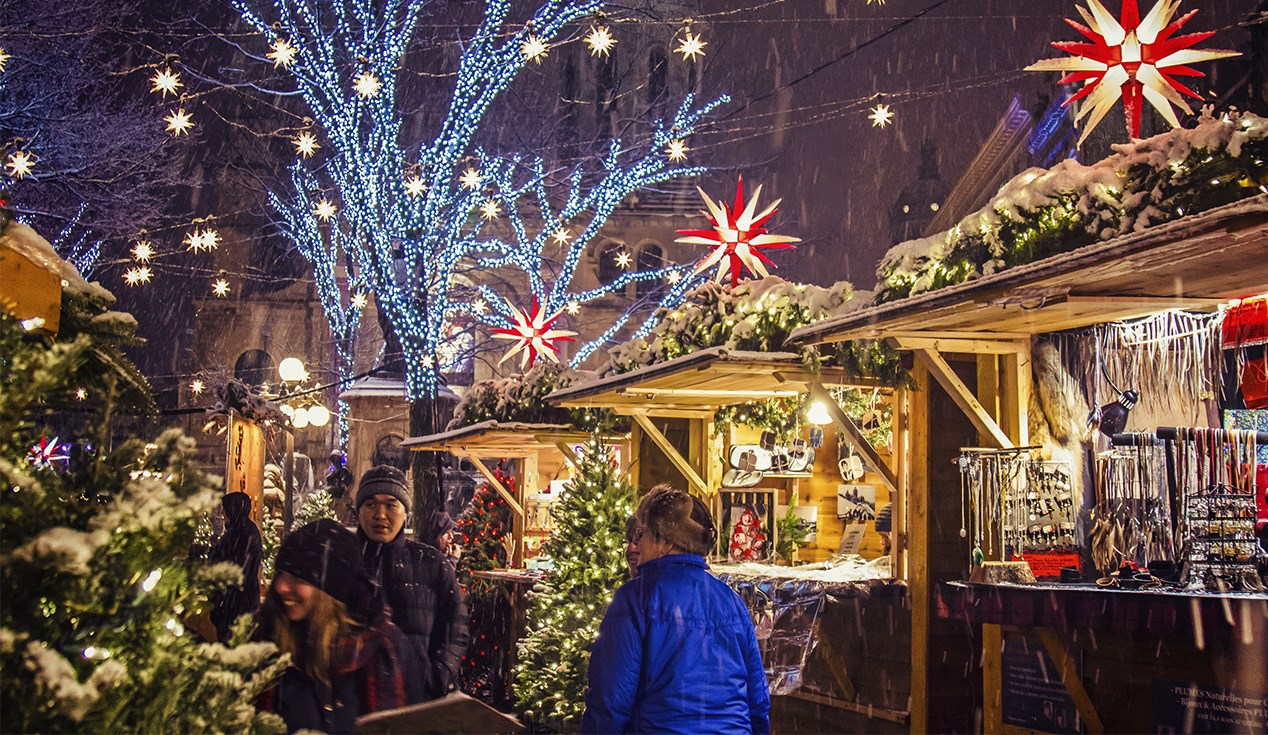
[{"left": 358, "top": 528, "right": 469, "bottom": 700}]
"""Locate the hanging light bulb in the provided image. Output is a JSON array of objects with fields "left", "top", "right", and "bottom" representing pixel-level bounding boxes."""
[
  {"left": 291, "top": 407, "right": 310, "bottom": 429},
  {"left": 307, "top": 404, "right": 331, "bottom": 427},
  {"left": 805, "top": 400, "right": 833, "bottom": 426}
]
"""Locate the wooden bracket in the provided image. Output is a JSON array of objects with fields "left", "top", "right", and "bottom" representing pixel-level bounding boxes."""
[
  {"left": 912, "top": 348, "right": 1014, "bottom": 449},
  {"left": 1033, "top": 627, "right": 1105, "bottom": 734},
  {"left": 631, "top": 412, "right": 710, "bottom": 495},
  {"left": 806, "top": 382, "right": 899, "bottom": 494},
  {"left": 551, "top": 440, "right": 581, "bottom": 471},
  {"left": 460, "top": 452, "right": 524, "bottom": 519}
]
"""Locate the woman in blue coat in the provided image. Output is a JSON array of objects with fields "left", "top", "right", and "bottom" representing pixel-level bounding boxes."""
[{"left": 581, "top": 485, "right": 770, "bottom": 735}]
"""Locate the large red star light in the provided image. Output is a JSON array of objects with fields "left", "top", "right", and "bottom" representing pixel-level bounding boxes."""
[
  {"left": 490, "top": 297, "right": 577, "bottom": 369},
  {"left": 1026, "top": 0, "right": 1239, "bottom": 144},
  {"left": 675, "top": 176, "right": 800, "bottom": 288}
]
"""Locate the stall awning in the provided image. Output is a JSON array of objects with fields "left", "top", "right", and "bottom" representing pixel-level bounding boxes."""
[
  {"left": 548, "top": 346, "right": 881, "bottom": 417},
  {"left": 790, "top": 196, "right": 1268, "bottom": 347},
  {"left": 400, "top": 420, "right": 592, "bottom": 457}
]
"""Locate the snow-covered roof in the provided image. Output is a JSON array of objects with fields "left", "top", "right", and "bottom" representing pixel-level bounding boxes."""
[
  {"left": 400, "top": 419, "right": 593, "bottom": 456},
  {"left": 1, "top": 221, "right": 93, "bottom": 295}
]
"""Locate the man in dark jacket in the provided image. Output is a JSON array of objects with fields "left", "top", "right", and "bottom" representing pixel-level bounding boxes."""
[
  {"left": 209, "top": 492, "right": 262, "bottom": 642},
  {"left": 355, "top": 465, "right": 469, "bottom": 701}
]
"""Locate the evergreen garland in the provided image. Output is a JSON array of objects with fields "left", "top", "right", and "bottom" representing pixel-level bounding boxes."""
[{"left": 514, "top": 438, "right": 634, "bottom": 731}]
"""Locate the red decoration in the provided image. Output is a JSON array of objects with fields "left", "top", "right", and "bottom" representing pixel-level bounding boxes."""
[
  {"left": 490, "top": 297, "right": 577, "bottom": 369},
  {"left": 675, "top": 176, "right": 799, "bottom": 288},
  {"left": 1026, "top": 0, "right": 1239, "bottom": 143}
]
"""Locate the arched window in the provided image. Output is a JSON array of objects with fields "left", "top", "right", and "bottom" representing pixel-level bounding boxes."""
[
  {"left": 647, "top": 46, "right": 667, "bottom": 109},
  {"left": 635, "top": 244, "right": 664, "bottom": 298},
  {"left": 597, "top": 242, "right": 624, "bottom": 284},
  {"left": 234, "top": 349, "right": 274, "bottom": 387}
]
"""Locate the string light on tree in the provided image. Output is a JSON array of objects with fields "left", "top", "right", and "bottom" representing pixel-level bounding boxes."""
[
  {"left": 131, "top": 241, "right": 154, "bottom": 262},
  {"left": 869, "top": 103, "right": 894, "bottom": 127},
  {"left": 521, "top": 35, "right": 549, "bottom": 63},
  {"left": 5, "top": 150, "right": 35, "bottom": 179},
  {"left": 165, "top": 108, "right": 193, "bottom": 136},
  {"left": 666, "top": 139, "right": 689, "bottom": 162},
  {"left": 268, "top": 38, "right": 297, "bottom": 69},
  {"left": 314, "top": 198, "right": 338, "bottom": 221},
  {"left": 211, "top": 278, "right": 230, "bottom": 297},
  {"left": 676, "top": 176, "right": 800, "bottom": 288},
  {"left": 353, "top": 70, "right": 381, "bottom": 98},
  {"left": 585, "top": 26, "right": 616, "bottom": 57},
  {"left": 676, "top": 31, "right": 707, "bottom": 61},
  {"left": 491, "top": 297, "right": 577, "bottom": 369},
  {"left": 1026, "top": 0, "right": 1240, "bottom": 143},
  {"left": 294, "top": 131, "right": 320, "bottom": 158},
  {"left": 123, "top": 266, "right": 153, "bottom": 285},
  {"left": 150, "top": 68, "right": 182, "bottom": 97}
]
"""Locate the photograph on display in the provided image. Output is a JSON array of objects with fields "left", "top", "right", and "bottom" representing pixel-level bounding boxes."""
[{"left": 837, "top": 484, "right": 877, "bottom": 521}]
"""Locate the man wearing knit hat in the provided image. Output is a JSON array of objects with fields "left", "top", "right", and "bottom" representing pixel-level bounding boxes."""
[{"left": 354, "top": 465, "right": 469, "bottom": 701}]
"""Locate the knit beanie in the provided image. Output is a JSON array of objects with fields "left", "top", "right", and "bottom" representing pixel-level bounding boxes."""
[
  {"left": 274, "top": 519, "right": 382, "bottom": 624},
  {"left": 637, "top": 485, "right": 716, "bottom": 556},
  {"left": 874, "top": 503, "right": 893, "bottom": 534},
  {"left": 355, "top": 464, "right": 411, "bottom": 512},
  {"left": 421, "top": 511, "right": 456, "bottom": 547}
]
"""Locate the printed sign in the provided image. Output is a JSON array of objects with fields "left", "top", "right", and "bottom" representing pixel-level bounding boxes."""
[
  {"left": 1001, "top": 630, "right": 1084, "bottom": 734},
  {"left": 837, "top": 523, "right": 867, "bottom": 554},
  {"left": 226, "top": 413, "right": 265, "bottom": 527},
  {"left": 1151, "top": 680, "right": 1268, "bottom": 734}
]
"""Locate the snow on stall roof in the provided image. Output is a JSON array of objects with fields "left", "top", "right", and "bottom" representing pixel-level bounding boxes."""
[
  {"left": 400, "top": 420, "right": 582, "bottom": 447},
  {"left": 1, "top": 221, "right": 95, "bottom": 296}
]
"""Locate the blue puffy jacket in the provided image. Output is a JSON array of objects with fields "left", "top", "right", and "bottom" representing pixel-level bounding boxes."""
[{"left": 581, "top": 554, "right": 770, "bottom": 735}]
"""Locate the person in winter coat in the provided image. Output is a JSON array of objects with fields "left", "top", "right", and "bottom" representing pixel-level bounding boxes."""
[
  {"left": 209, "top": 492, "right": 262, "bottom": 642},
  {"left": 421, "top": 510, "right": 461, "bottom": 567},
  {"left": 255, "top": 519, "right": 420, "bottom": 733},
  {"left": 355, "top": 465, "right": 469, "bottom": 701},
  {"left": 581, "top": 485, "right": 770, "bottom": 735}
]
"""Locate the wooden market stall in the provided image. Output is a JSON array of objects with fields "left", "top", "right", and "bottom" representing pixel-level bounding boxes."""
[
  {"left": 788, "top": 196, "right": 1268, "bottom": 734},
  {"left": 549, "top": 346, "right": 915, "bottom": 731}
]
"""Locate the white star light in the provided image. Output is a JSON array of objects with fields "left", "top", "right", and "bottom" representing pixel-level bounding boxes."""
[
  {"left": 479, "top": 200, "right": 501, "bottom": 219},
  {"left": 190, "top": 379, "right": 205, "bottom": 395},
  {"left": 165, "top": 108, "right": 194, "bottom": 136},
  {"left": 294, "top": 131, "right": 319, "bottom": 158},
  {"left": 615, "top": 251, "right": 632, "bottom": 268},
  {"left": 420, "top": 355, "right": 435, "bottom": 369},
  {"left": 132, "top": 241, "right": 154, "bottom": 262},
  {"left": 586, "top": 26, "right": 617, "bottom": 57},
  {"left": 74, "top": 387, "right": 88, "bottom": 401},
  {"left": 472, "top": 299, "right": 487, "bottom": 315},
  {"left": 268, "top": 39, "right": 297, "bottom": 69},
  {"left": 667, "top": 270, "right": 682, "bottom": 284},
  {"left": 212, "top": 278, "right": 230, "bottom": 297},
  {"left": 522, "top": 35, "right": 549, "bottom": 63},
  {"left": 566, "top": 301, "right": 581, "bottom": 315},
  {"left": 150, "top": 68, "right": 182, "bottom": 97},
  {"left": 6, "top": 150, "right": 35, "bottom": 179},
  {"left": 666, "top": 139, "right": 689, "bottom": 162},
  {"left": 869, "top": 104, "right": 894, "bottom": 127},
  {"left": 552, "top": 227, "right": 572, "bottom": 245},
  {"left": 676, "top": 32, "right": 707, "bottom": 61},
  {"left": 0, "top": 47, "right": 9, "bottom": 73},
  {"left": 353, "top": 70, "right": 381, "bottom": 98},
  {"left": 314, "top": 199, "right": 338, "bottom": 221},
  {"left": 459, "top": 168, "right": 483, "bottom": 190},
  {"left": 404, "top": 176, "right": 427, "bottom": 197},
  {"left": 185, "top": 228, "right": 219, "bottom": 252},
  {"left": 123, "top": 266, "right": 152, "bottom": 285},
  {"left": 351, "top": 292, "right": 368, "bottom": 309}
]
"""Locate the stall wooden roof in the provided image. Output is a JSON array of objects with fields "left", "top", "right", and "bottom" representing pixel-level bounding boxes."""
[
  {"left": 400, "top": 420, "right": 592, "bottom": 457},
  {"left": 790, "top": 196, "right": 1268, "bottom": 347},
  {"left": 548, "top": 346, "right": 882, "bottom": 417}
]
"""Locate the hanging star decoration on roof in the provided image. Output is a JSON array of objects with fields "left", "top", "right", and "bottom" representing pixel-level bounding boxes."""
[
  {"left": 676, "top": 31, "right": 707, "bottom": 61},
  {"left": 666, "top": 269, "right": 683, "bottom": 284},
  {"left": 269, "top": 39, "right": 297, "bottom": 69},
  {"left": 353, "top": 70, "right": 381, "bottom": 98},
  {"left": 1026, "top": 0, "right": 1239, "bottom": 144},
  {"left": 27, "top": 436, "right": 71, "bottom": 468},
  {"left": 0, "top": 47, "right": 9, "bottom": 73},
  {"left": 666, "top": 139, "right": 689, "bottom": 162},
  {"left": 675, "top": 176, "right": 800, "bottom": 288},
  {"left": 586, "top": 26, "right": 617, "bottom": 57},
  {"left": 74, "top": 388, "right": 88, "bottom": 401},
  {"left": 490, "top": 297, "right": 577, "bottom": 369},
  {"left": 615, "top": 251, "right": 632, "bottom": 268},
  {"left": 151, "top": 68, "right": 182, "bottom": 97},
  {"left": 294, "top": 131, "right": 320, "bottom": 158},
  {"left": 522, "top": 35, "right": 549, "bottom": 63},
  {"left": 869, "top": 104, "right": 894, "bottom": 127},
  {"left": 6, "top": 150, "right": 35, "bottom": 179},
  {"left": 479, "top": 200, "right": 501, "bottom": 219},
  {"left": 190, "top": 379, "right": 205, "bottom": 395},
  {"left": 165, "top": 108, "right": 194, "bottom": 135}
]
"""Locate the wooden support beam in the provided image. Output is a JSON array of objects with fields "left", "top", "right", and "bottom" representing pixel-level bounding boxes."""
[
  {"left": 892, "top": 388, "right": 909, "bottom": 580},
  {"left": 552, "top": 441, "right": 581, "bottom": 471},
  {"left": 912, "top": 348, "right": 1014, "bottom": 449},
  {"left": 891, "top": 335, "right": 1030, "bottom": 355},
  {"left": 462, "top": 452, "right": 524, "bottom": 519},
  {"left": 630, "top": 412, "right": 709, "bottom": 495},
  {"left": 908, "top": 363, "right": 930, "bottom": 735},
  {"left": 784, "top": 691, "right": 910, "bottom": 725},
  {"left": 816, "top": 636, "right": 859, "bottom": 702},
  {"left": 983, "top": 624, "right": 1004, "bottom": 733},
  {"left": 1033, "top": 627, "right": 1105, "bottom": 734},
  {"left": 806, "top": 382, "right": 899, "bottom": 495}
]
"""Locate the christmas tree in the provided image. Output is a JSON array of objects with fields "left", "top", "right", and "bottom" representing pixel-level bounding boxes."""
[
  {"left": 0, "top": 222, "right": 286, "bottom": 732},
  {"left": 514, "top": 438, "right": 634, "bottom": 730},
  {"left": 455, "top": 471, "right": 513, "bottom": 707},
  {"left": 293, "top": 488, "right": 338, "bottom": 528}
]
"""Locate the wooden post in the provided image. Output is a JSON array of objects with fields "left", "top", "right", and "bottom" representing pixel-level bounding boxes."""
[
  {"left": 283, "top": 429, "right": 295, "bottom": 535},
  {"left": 908, "top": 363, "right": 930, "bottom": 735},
  {"left": 892, "top": 388, "right": 909, "bottom": 580}
]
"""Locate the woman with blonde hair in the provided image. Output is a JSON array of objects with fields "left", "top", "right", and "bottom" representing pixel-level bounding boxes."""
[{"left": 256, "top": 519, "right": 420, "bottom": 733}]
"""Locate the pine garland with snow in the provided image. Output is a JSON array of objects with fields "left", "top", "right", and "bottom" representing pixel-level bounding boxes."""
[
  {"left": 448, "top": 362, "right": 618, "bottom": 432},
  {"left": 293, "top": 489, "right": 339, "bottom": 528},
  {"left": 877, "top": 111, "right": 1268, "bottom": 303}
]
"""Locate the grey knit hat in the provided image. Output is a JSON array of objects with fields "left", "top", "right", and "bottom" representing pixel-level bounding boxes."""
[
  {"left": 874, "top": 503, "right": 893, "bottom": 533},
  {"left": 355, "top": 464, "right": 411, "bottom": 512}
]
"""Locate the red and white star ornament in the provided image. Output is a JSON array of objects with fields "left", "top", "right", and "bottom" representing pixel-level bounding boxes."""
[
  {"left": 1026, "top": 0, "right": 1239, "bottom": 144},
  {"left": 27, "top": 436, "right": 71, "bottom": 467},
  {"left": 675, "top": 176, "right": 800, "bottom": 288},
  {"left": 490, "top": 297, "right": 577, "bottom": 369}
]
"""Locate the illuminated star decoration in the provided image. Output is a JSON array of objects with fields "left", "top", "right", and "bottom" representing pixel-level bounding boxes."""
[
  {"left": 132, "top": 241, "right": 154, "bottom": 262},
  {"left": 666, "top": 139, "right": 689, "bottom": 162},
  {"left": 490, "top": 297, "right": 578, "bottom": 369},
  {"left": 615, "top": 251, "right": 632, "bottom": 268},
  {"left": 1026, "top": 0, "right": 1240, "bottom": 144},
  {"left": 212, "top": 278, "right": 230, "bottom": 297},
  {"left": 353, "top": 70, "right": 381, "bottom": 98},
  {"left": 0, "top": 47, "right": 9, "bottom": 72},
  {"left": 459, "top": 168, "right": 483, "bottom": 190},
  {"left": 165, "top": 108, "right": 193, "bottom": 135},
  {"left": 27, "top": 436, "right": 71, "bottom": 468},
  {"left": 150, "top": 68, "right": 182, "bottom": 97},
  {"left": 472, "top": 299, "right": 487, "bottom": 315},
  {"left": 123, "top": 266, "right": 153, "bottom": 285},
  {"left": 6, "top": 150, "right": 35, "bottom": 179},
  {"left": 676, "top": 31, "right": 707, "bottom": 61},
  {"left": 566, "top": 300, "right": 581, "bottom": 315},
  {"left": 268, "top": 39, "right": 297, "bottom": 69},
  {"left": 869, "top": 104, "right": 894, "bottom": 127},
  {"left": 185, "top": 228, "right": 219, "bottom": 252},
  {"left": 74, "top": 388, "right": 88, "bottom": 401},
  {"left": 314, "top": 199, "right": 338, "bottom": 221},
  {"left": 190, "top": 379, "right": 205, "bottom": 395},
  {"left": 351, "top": 292, "right": 368, "bottom": 309},
  {"left": 479, "top": 200, "right": 501, "bottom": 219},
  {"left": 666, "top": 270, "right": 682, "bottom": 284},
  {"left": 675, "top": 176, "right": 801, "bottom": 288},
  {"left": 522, "top": 35, "right": 549, "bottom": 63},
  {"left": 586, "top": 26, "right": 617, "bottom": 57},
  {"left": 551, "top": 227, "right": 571, "bottom": 245},
  {"left": 404, "top": 176, "right": 427, "bottom": 197},
  {"left": 294, "top": 131, "right": 320, "bottom": 158}
]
